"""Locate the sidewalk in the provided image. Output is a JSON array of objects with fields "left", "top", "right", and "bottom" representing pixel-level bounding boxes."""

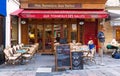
[{"left": 0, "top": 53, "right": 120, "bottom": 76}]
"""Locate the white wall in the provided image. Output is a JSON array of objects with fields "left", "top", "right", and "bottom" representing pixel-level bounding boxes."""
[
  {"left": 106, "top": 0, "right": 120, "bottom": 6},
  {"left": 6, "top": 0, "right": 20, "bottom": 47}
]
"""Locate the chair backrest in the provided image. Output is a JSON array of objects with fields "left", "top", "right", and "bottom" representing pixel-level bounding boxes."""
[
  {"left": 54, "top": 43, "right": 59, "bottom": 50},
  {"left": 9, "top": 48, "right": 14, "bottom": 55},
  {"left": 16, "top": 45, "right": 20, "bottom": 50},
  {"left": 19, "top": 43, "right": 24, "bottom": 47},
  {"left": 3, "top": 48, "right": 13, "bottom": 60},
  {"left": 12, "top": 46, "right": 17, "bottom": 54},
  {"left": 90, "top": 46, "right": 96, "bottom": 57}
]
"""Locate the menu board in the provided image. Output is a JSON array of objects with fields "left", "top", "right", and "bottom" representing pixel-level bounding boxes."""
[
  {"left": 55, "top": 44, "right": 71, "bottom": 70},
  {"left": 71, "top": 52, "right": 83, "bottom": 70}
]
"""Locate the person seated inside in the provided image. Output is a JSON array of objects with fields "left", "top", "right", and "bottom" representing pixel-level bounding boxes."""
[
  {"left": 56, "top": 34, "right": 60, "bottom": 43},
  {"left": 88, "top": 40, "right": 95, "bottom": 53}
]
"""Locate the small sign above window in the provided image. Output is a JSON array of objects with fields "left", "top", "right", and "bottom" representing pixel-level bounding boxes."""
[{"left": 28, "top": 3, "right": 82, "bottom": 9}]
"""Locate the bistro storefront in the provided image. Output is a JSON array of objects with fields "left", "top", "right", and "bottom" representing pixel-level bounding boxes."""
[{"left": 11, "top": 0, "right": 108, "bottom": 54}]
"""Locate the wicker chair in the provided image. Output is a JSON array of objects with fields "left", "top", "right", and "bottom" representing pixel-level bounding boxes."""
[
  {"left": 3, "top": 48, "right": 22, "bottom": 64},
  {"left": 83, "top": 46, "right": 96, "bottom": 64}
]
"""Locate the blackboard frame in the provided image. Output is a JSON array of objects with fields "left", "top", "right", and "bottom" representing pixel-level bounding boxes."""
[
  {"left": 55, "top": 44, "right": 72, "bottom": 71},
  {"left": 71, "top": 51, "right": 83, "bottom": 70}
]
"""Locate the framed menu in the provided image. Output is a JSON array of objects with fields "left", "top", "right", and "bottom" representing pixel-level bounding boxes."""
[{"left": 55, "top": 44, "right": 71, "bottom": 71}]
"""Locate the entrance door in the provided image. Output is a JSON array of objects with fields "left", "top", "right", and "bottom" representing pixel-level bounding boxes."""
[
  {"left": 54, "top": 24, "right": 68, "bottom": 43},
  {"left": 37, "top": 24, "right": 43, "bottom": 50},
  {"left": 36, "top": 24, "right": 53, "bottom": 54},
  {"left": 83, "top": 22, "right": 97, "bottom": 45},
  {"left": 54, "top": 24, "right": 61, "bottom": 42},
  {"left": 44, "top": 24, "right": 52, "bottom": 52}
]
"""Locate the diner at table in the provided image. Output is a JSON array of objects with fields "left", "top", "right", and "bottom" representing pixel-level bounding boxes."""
[
  {"left": 106, "top": 39, "right": 120, "bottom": 51},
  {"left": 106, "top": 39, "right": 120, "bottom": 58}
]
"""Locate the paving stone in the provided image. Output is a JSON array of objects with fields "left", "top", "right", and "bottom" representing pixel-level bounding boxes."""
[{"left": 0, "top": 54, "right": 120, "bottom": 76}]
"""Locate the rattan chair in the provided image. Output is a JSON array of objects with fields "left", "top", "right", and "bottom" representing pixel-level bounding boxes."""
[
  {"left": 3, "top": 48, "right": 22, "bottom": 64},
  {"left": 83, "top": 46, "right": 96, "bottom": 64}
]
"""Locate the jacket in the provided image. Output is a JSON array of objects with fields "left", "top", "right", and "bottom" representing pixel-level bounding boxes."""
[{"left": 97, "top": 31, "right": 105, "bottom": 42}]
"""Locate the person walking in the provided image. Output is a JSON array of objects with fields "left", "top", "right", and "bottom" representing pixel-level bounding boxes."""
[{"left": 97, "top": 28, "right": 105, "bottom": 65}]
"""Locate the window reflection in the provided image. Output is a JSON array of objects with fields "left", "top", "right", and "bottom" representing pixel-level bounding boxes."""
[
  {"left": 71, "top": 24, "right": 77, "bottom": 41},
  {"left": 37, "top": 25, "right": 43, "bottom": 50},
  {"left": 45, "top": 24, "right": 52, "bottom": 49},
  {"left": 28, "top": 24, "right": 35, "bottom": 44},
  {"left": 11, "top": 16, "right": 18, "bottom": 45}
]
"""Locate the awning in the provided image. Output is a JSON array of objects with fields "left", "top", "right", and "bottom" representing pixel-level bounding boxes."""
[
  {"left": 11, "top": 9, "right": 108, "bottom": 19},
  {"left": 108, "top": 10, "right": 120, "bottom": 20},
  {"left": 110, "top": 20, "right": 120, "bottom": 26},
  {"left": 107, "top": 10, "right": 120, "bottom": 26},
  {"left": 10, "top": 9, "right": 24, "bottom": 16}
]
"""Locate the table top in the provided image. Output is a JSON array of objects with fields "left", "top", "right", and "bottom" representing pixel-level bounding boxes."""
[
  {"left": 70, "top": 44, "right": 89, "bottom": 52},
  {"left": 17, "top": 49, "right": 27, "bottom": 54}
]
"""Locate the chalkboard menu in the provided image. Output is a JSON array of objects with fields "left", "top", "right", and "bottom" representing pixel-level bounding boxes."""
[
  {"left": 71, "top": 52, "right": 83, "bottom": 70},
  {"left": 55, "top": 44, "right": 71, "bottom": 71}
]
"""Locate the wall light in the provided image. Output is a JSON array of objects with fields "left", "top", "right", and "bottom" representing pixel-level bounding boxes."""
[
  {"left": 79, "top": 21, "right": 84, "bottom": 25},
  {"left": 21, "top": 20, "right": 26, "bottom": 24}
]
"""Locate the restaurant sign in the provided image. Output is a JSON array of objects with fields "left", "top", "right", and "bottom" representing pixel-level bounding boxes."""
[
  {"left": 20, "top": 14, "right": 108, "bottom": 19},
  {"left": 28, "top": 3, "right": 82, "bottom": 9}
]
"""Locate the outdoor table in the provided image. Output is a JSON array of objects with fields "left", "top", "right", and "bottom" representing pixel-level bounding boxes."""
[
  {"left": 16, "top": 49, "right": 27, "bottom": 54},
  {"left": 16, "top": 49, "right": 30, "bottom": 65}
]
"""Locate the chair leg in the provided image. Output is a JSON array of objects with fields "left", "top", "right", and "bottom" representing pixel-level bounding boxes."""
[{"left": 90, "top": 57, "right": 96, "bottom": 64}]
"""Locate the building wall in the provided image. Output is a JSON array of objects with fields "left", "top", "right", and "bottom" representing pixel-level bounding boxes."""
[
  {"left": 104, "top": 21, "right": 113, "bottom": 52},
  {"left": 6, "top": 0, "right": 20, "bottom": 47},
  {"left": 105, "top": 0, "right": 120, "bottom": 52}
]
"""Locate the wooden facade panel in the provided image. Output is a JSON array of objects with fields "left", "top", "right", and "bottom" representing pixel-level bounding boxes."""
[
  {"left": 20, "top": 0, "right": 107, "bottom": 9},
  {"left": 21, "top": 4, "right": 105, "bottom": 9},
  {"left": 21, "top": 0, "right": 107, "bottom": 4},
  {"left": 20, "top": 3, "right": 28, "bottom": 8},
  {"left": 21, "top": 24, "right": 29, "bottom": 44},
  {"left": 82, "top": 4, "right": 105, "bottom": 9}
]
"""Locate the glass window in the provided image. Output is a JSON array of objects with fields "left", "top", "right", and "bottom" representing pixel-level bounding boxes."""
[
  {"left": 37, "top": 24, "right": 43, "bottom": 50},
  {"left": 116, "top": 29, "right": 120, "bottom": 42},
  {"left": 28, "top": 24, "right": 35, "bottom": 44},
  {"left": 71, "top": 24, "right": 77, "bottom": 41},
  {"left": 11, "top": 16, "right": 18, "bottom": 45}
]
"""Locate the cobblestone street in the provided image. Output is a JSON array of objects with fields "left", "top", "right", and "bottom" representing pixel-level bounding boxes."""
[{"left": 0, "top": 53, "right": 120, "bottom": 76}]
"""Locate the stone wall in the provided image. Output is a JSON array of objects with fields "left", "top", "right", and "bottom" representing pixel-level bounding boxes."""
[{"left": 104, "top": 21, "right": 113, "bottom": 52}]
